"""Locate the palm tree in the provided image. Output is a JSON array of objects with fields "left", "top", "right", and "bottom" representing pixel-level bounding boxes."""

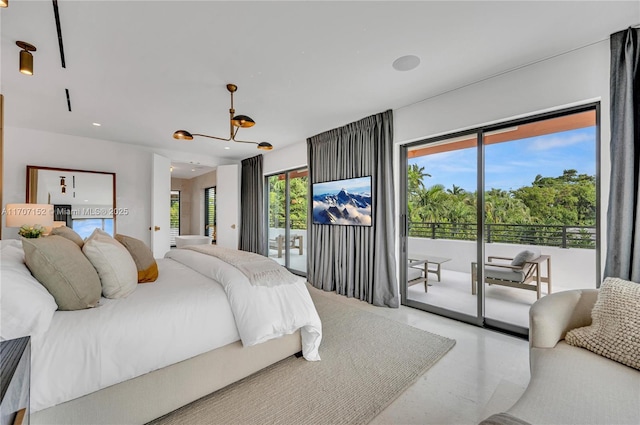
[
  {"left": 417, "top": 184, "right": 446, "bottom": 222},
  {"left": 447, "top": 184, "right": 465, "bottom": 196},
  {"left": 407, "top": 164, "right": 431, "bottom": 196}
]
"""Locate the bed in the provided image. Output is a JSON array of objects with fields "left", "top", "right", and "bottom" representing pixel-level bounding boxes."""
[{"left": 0, "top": 239, "right": 322, "bottom": 425}]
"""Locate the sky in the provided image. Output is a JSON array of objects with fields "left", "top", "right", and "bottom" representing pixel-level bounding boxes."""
[
  {"left": 313, "top": 176, "right": 371, "bottom": 196},
  {"left": 408, "top": 127, "right": 596, "bottom": 192}
]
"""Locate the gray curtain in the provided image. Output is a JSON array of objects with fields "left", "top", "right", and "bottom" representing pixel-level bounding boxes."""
[
  {"left": 239, "top": 154, "right": 264, "bottom": 254},
  {"left": 605, "top": 27, "right": 640, "bottom": 282},
  {"left": 307, "top": 110, "right": 399, "bottom": 307}
]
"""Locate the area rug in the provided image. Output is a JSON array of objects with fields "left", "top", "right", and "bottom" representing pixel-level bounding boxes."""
[{"left": 148, "top": 290, "right": 456, "bottom": 425}]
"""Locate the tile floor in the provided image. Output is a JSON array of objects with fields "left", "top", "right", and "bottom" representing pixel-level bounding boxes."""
[
  {"left": 406, "top": 269, "right": 550, "bottom": 328},
  {"left": 307, "top": 286, "right": 531, "bottom": 425}
]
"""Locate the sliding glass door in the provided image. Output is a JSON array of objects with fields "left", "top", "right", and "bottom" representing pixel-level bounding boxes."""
[
  {"left": 482, "top": 108, "right": 598, "bottom": 331},
  {"left": 403, "top": 132, "right": 481, "bottom": 323},
  {"left": 266, "top": 167, "right": 308, "bottom": 275},
  {"left": 400, "top": 104, "right": 600, "bottom": 335}
]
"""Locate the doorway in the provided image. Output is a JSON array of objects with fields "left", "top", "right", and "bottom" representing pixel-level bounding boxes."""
[
  {"left": 400, "top": 104, "right": 600, "bottom": 335},
  {"left": 266, "top": 167, "right": 308, "bottom": 275}
]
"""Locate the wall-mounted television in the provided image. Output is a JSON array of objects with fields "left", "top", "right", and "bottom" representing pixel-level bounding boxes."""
[{"left": 312, "top": 176, "right": 372, "bottom": 226}]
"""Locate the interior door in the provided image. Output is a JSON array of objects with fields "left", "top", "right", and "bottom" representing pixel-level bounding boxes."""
[
  {"left": 151, "top": 153, "right": 171, "bottom": 258},
  {"left": 215, "top": 164, "right": 239, "bottom": 248}
]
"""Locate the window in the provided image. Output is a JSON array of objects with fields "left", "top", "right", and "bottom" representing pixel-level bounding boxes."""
[
  {"left": 205, "top": 186, "right": 216, "bottom": 242},
  {"left": 170, "top": 190, "right": 180, "bottom": 247}
]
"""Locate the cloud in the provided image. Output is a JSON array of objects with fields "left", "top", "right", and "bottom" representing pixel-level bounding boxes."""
[
  {"left": 313, "top": 201, "right": 371, "bottom": 226},
  {"left": 527, "top": 132, "right": 593, "bottom": 151}
]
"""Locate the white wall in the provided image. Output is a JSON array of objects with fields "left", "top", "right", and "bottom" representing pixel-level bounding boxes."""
[
  {"left": 3, "top": 127, "right": 153, "bottom": 244},
  {"left": 263, "top": 141, "right": 306, "bottom": 175}
]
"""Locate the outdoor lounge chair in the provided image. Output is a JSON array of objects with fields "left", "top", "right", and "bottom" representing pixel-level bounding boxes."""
[
  {"left": 471, "top": 249, "right": 552, "bottom": 299},
  {"left": 269, "top": 234, "right": 304, "bottom": 258}
]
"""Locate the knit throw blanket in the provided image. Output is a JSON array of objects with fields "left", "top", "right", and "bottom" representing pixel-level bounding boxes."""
[{"left": 183, "top": 245, "right": 299, "bottom": 287}]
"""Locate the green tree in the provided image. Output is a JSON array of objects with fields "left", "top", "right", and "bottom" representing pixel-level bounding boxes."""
[
  {"left": 512, "top": 169, "right": 595, "bottom": 225},
  {"left": 268, "top": 175, "right": 308, "bottom": 230}
]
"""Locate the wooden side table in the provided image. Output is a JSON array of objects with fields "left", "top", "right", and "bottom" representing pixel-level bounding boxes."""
[
  {"left": 408, "top": 255, "right": 451, "bottom": 292},
  {"left": 1, "top": 337, "right": 30, "bottom": 425}
]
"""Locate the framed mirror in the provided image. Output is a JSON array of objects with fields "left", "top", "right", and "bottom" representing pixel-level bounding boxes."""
[{"left": 26, "top": 165, "right": 116, "bottom": 239}]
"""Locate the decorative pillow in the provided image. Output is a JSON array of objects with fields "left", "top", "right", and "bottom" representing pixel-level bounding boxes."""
[
  {"left": 114, "top": 234, "right": 158, "bottom": 283},
  {"left": 50, "top": 226, "right": 84, "bottom": 248},
  {"left": 83, "top": 229, "right": 137, "bottom": 298},
  {"left": 510, "top": 249, "right": 541, "bottom": 268},
  {"left": 1, "top": 242, "right": 58, "bottom": 339},
  {"left": 22, "top": 236, "right": 102, "bottom": 311},
  {"left": 565, "top": 277, "right": 640, "bottom": 370}
]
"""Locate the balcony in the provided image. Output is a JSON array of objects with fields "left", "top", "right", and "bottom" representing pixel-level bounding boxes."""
[{"left": 406, "top": 222, "right": 598, "bottom": 328}]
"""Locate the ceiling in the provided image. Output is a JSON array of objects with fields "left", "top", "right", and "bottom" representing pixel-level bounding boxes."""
[
  {"left": 2, "top": 1, "right": 639, "bottom": 164},
  {"left": 170, "top": 161, "right": 215, "bottom": 179}
]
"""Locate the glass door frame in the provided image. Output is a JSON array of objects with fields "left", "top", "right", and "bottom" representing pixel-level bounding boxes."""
[
  {"left": 399, "top": 102, "right": 601, "bottom": 336},
  {"left": 400, "top": 128, "right": 485, "bottom": 328},
  {"left": 264, "top": 166, "right": 308, "bottom": 277}
]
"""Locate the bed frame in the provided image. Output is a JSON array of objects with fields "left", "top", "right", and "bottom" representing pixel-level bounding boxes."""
[{"left": 31, "top": 331, "right": 302, "bottom": 425}]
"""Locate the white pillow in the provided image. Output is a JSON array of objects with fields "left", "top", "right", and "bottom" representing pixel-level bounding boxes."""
[
  {"left": 510, "top": 248, "right": 541, "bottom": 267},
  {"left": 83, "top": 229, "right": 137, "bottom": 299},
  {"left": 1, "top": 242, "right": 58, "bottom": 340}
]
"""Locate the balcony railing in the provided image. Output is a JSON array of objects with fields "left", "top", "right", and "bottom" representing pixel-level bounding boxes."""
[
  {"left": 270, "top": 219, "right": 307, "bottom": 230},
  {"left": 409, "top": 222, "right": 595, "bottom": 249}
]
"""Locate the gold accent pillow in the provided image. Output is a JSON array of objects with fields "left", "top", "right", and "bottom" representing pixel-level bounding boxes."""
[
  {"left": 50, "top": 226, "right": 84, "bottom": 248},
  {"left": 565, "top": 277, "right": 640, "bottom": 370},
  {"left": 22, "top": 236, "right": 102, "bottom": 311},
  {"left": 114, "top": 234, "right": 158, "bottom": 283}
]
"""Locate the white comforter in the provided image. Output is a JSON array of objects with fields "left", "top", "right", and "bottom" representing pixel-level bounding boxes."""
[
  {"left": 30, "top": 258, "right": 240, "bottom": 412},
  {"left": 166, "top": 249, "right": 322, "bottom": 361}
]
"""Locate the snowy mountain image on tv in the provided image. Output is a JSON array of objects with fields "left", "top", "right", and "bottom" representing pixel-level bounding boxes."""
[{"left": 312, "top": 176, "right": 372, "bottom": 226}]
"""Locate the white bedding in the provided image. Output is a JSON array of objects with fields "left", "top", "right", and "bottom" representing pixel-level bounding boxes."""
[
  {"left": 30, "top": 258, "right": 240, "bottom": 413},
  {"left": 166, "top": 249, "right": 322, "bottom": 361}
]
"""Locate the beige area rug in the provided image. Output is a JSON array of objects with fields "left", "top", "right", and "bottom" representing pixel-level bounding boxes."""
[{"left": 149, "top": 290, "right": 456, "bottom": 425}]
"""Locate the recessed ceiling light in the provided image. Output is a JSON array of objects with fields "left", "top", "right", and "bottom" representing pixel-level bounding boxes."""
[
  {"left": 84, "top": 199, "right": 89, "bottom": 202},
  {"left": 224, "top": 147, "right": 230, "bottom": 150},
  {"left": 392, "top": 55, "right": 420, "bottom": 72},
  {"left": 191, "top": 168, "right": 196, "bottom": 172},
  {"left": 92, "top": 122, "right": 101, "bottom": 126}
]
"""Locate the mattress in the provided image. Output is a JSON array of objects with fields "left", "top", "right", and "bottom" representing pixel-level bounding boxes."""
[{"left": 30, "top": 257, "right": 240, "bottom": 413}]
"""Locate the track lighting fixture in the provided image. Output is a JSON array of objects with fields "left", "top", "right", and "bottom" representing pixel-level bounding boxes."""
[{"left": 16, "top": 41, "right": 36, "bottom": 75}]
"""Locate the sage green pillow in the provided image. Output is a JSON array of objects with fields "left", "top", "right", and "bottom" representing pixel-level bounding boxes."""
[
  {"left": 50, "top": 226, "right": 85, "bottom": 248},
  {"left": 22, "top": 236, "right": 102, "bottom": 311}
]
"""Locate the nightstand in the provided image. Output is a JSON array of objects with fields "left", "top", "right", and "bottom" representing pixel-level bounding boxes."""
[{"left": 0, "top": 337, "right": 30, "bottom": 425}]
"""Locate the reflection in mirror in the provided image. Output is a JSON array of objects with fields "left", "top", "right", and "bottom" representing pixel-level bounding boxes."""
[{"left": 26, "top": 166, "right": 116, "bottom": 239}]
